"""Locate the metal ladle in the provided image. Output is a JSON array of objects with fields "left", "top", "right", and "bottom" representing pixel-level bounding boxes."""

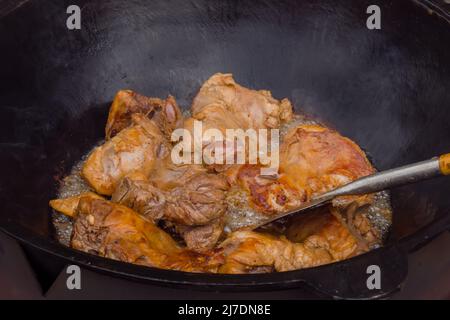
[{"left": 252, "top": 153, "right": 450, "bottom": 230}]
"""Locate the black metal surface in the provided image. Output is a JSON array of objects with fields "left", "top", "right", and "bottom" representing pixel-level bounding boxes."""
[{"left": 0, "top": 0, "right": 450, "bottom": 299}]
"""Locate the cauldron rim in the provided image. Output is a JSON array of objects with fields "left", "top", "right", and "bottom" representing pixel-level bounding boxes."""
[{"left": 0, "top": 217, "right": 438, "bottom": 298}]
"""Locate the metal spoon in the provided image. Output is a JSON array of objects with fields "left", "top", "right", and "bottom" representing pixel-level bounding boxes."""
[{"left": 252, "top": 153, "right": 450, "bottom": 230}]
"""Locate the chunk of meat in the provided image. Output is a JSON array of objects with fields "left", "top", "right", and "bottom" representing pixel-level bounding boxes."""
[
  {"left": 279, "top": 124, "right": 374, "bottom": 196},
  {"left": 219, "top": 230, "right": 331, "bottom": 273},
  {"left": 219, "top": 210, "right": 367, "bottom": 273},
  {"left": 192, "top": 73, "right": 293, "bottom": 129},
  {"left": 112, "top": 171, "right": 229, "bottom": 226},
  {"left": 111, "top": 173, "right": 166, "bottom": 221},
  {"left": 82, "top": 114, "right": 170, "bottom": 195},
  {"left": 233, "top": 165, "right": 304, "bottom": 214},
  {"left": 71, "top": 196, "right": 223, "bottom": 272},
  {"left": 165, "top": 173, "right": 229, "bottom": 225},
  {"left": 176, "top": 218, "right": 224, "bottom": 252},
  {"left": 49, "top": 192, "right": 103, "bottom": 217},
  {"left": 178, "top": 73, "right": 293, "bottom": 171},
  {"left": 233, "top": 124, "right": 375, "bottom": 214},
  {"left": 148, "top": 157, "right": 208, "bottom": 191},
  {"left": 111, "top": 165, "right": 230, "bottom": 251},
  {"left": 105, "top": 90, "right": 182, "bottom": 140}
]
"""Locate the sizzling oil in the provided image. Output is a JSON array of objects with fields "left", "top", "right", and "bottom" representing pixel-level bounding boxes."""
[{"left": 52, "top": 152, "right": 95, "bottom": 246}]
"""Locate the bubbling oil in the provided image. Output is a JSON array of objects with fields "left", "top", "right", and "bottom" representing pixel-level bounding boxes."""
[{"left": 52, "top": 150, "right": 96, "bottom": 246}]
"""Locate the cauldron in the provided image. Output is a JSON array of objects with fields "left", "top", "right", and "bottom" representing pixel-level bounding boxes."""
[{"left": 1, "top": 0, "right": 449, "bottom": 299}]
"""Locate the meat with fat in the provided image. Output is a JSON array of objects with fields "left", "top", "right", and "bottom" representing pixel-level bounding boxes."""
[
  {"left": 105, "top": 90, "right": 182, "bottom": 140},
  {"left": 81, "top": 114, "right": 170, "bottom": 195},
  {"left": 71, "top": 196, "right": 223, "bottom": 272}
]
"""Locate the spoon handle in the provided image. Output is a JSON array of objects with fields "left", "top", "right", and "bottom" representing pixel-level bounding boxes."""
[
  {"left": 252, "top": 154, "right": 450, "bottom": 230},
  {"left": 328, "top": 153, "right": 450, "bottom": 198}
]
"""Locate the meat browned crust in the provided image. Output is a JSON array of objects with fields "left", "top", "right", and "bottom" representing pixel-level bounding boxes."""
[
  {"left": 233, "top": 124, "right": 375, "bottom": 214},
  {"left": 111, "top": 165, "right": 230, "bottom": 252},
  {"left": 112, "top": 171, "right": 229, "bottom": 226},
  {"left": 82, "top": 114, "right": 170, "bottom": 195},
  {"left": 105, "top": 90, "right": 182, "bottom": 140},
  {"left": 71, "top": 197, "right": 223, "bottom": 272},
  {"left": 180, "top": 73, "right": 294, "bottom": 172},
  {"left": 192, "top": 73, "right": 293, "bottom": 129}
]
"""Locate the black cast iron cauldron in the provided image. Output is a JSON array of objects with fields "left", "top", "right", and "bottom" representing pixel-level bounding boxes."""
[{"left": 1, "top": 0, "right": 449, "bottom": 299}]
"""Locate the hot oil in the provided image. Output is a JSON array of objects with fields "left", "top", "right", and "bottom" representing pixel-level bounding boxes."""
[
  {"left": 52, "top": 148, "right": 97, "bottom": 246},
  {"left": 365, "top": 190, "right": 393, "bottom": 241},
  {"left": 224, "top": 181, "right": 392, "bottom": 242},
  {"left": 224, "top": 186, "right": 267, "bottom": 232},
  {"left": 279, "top": 113, "right": 318, "bottom": 139}
]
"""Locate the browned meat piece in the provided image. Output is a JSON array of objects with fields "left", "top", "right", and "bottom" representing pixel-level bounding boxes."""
[
  {"left": 49, "top": 192, "right": 103, "bottom": 217},
  {"left": 177, "top": 218, "right": 224, "bottom": 252},
  {"left": 192, "top": 73, "right": 293, "bottom": 129},
  {"left": 148, "top": 157, "right": 208, "bottom": 191},
  {"left": 165, "top": 173, "right": 229, "bottom": 225},
  {"left": 105, "top": 90, "right": 182, "bottom": 140},
  {"left": 179, "top": 73, "right": 293, "bottom": 171},
  {"left": 219, "top": 230, "right": 332, "bottom": 273},
  {"left": 279, "top": 124, "right": 375, "bottom": 197},
  {"left": 112, "top": 171, "right": 229, "bottom": 226},
  {"left": 232, "top": 164, "right": 304, "bottom": 214},
  {"left": 71, "top": 196, "right": 223, "bottom": 272},
  {"left": 111, "top": 172, "right": 167, "bottom": 220},
  {"left": 111, "top": 164, "right": 229, "bottom": 252},
  {"left": 219, "top": 208, "right": 373, "bottom": 273},
  {"left": 81, "top": 114, "right": 170, "bottom": 195},
  {"left": 286, "top": 204, "right": 381, "bottom": 254},
  {"left": 230, "top": 124, "right": 375, "bottom": 214}
]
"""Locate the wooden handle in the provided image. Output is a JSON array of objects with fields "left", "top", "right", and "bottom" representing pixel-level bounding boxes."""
[{"left": 439, "top": 153, "right": 450, "bottom": 175}]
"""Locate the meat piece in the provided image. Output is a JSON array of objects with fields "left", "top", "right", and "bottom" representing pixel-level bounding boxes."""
[
  {"left": 112, "top": 175, "right": 167, "bottom": 220},
  {"left": 233, "top": 124, "right": 375, "bottom": 214},
  {"left": 177, "top": 218, "right": 224, "bottom": 252},
  {"left": 279, "top": 124, "right": 374, "bottom": 196},
  {"left": 219, "top": 210, "right": 367, "bottom": 273},
  {"left": 148, "top": 157, "right": 208, "bottom": 191},
  {"left": 178, "top": 73, "right": 293, "bottom": 171},
  {"left": 111, "top": 164, "right": 230, "bottom": 252},
  {"left": 105, "top": 90, "right": 182, "bottom": 140},
  {"left": 284, "top": 207, "right": 333, "bottom": 243},
  {"left": 219, "top": 230, "right": 332, "bottom": 273},
  {"left": 49, "top": 192, "right": 103, "bottom": 217},
  {"left": 233, "top": 165, "right": 304, "bottom": 214},
  {"left": 192, "top": 73, "right": 293, "bottom": 129},
  {"left": 82, "top": 114, "right": 170, "bottom": 195},
  {"left": 112, "top": 171, "right": 229, "bottom": 225},
  {"left": 165, "top": 173, "right": 229, "bottom": 225},
  {"left": 71, "top": 196, "right": 223, "bottom": 272}
]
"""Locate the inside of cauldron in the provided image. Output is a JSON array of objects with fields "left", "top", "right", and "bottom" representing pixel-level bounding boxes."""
[{"left": 0, "top": 0, "right": 450, "bottom": 256}]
